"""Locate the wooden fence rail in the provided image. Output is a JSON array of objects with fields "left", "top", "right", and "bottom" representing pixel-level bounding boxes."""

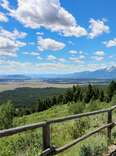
[{"left": 0, "top": 105, "right": 116, "bottom": 155}]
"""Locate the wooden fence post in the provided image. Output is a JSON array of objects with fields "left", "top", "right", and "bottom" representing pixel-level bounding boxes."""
[
  {"left": 43, "top": 122, "right": 51, "bottom": 151},
  {"left": 107, "top": 110, "right": 112, "bottom": 145}
]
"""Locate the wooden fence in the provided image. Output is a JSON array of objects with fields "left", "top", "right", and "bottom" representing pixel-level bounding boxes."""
[{"left": 0, "top": 105, "right": 116, "bottom": 156}]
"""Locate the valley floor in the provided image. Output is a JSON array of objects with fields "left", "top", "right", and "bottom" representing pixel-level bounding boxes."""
[{"left": 0, "top": 81, "right": 74, "bottom": 92}]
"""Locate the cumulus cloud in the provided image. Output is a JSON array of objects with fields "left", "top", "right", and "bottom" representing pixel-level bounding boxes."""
[
  {"left": 69, "top": 55, "right": 85, "bottom": 63},
  {"left": 47, "top": 55, "right": 56, "bottom": 61},
  {"left": 88, "top": 19, "right": 110, "bottom": 39},
  {"left": 0, "top": 28, "right": 26, "bottom": 57},
  {"left": 1, "top": 0, "right": 10, "bottom": 11},
  {"left": 103, "top": 38, "right": 116, "bottom": 48},
  {"left": 0, "top": 12, "right": 8, "bottom": 22},
  {"left": 69, "top": 50, "right": 78, "bottom": 54},
  {"left": 94, "top": 56, "right": 104, "bottom": 61},
  {"left": 58, "top": 58, "right": 66, "bottom": 62},
  {"left": 38, "top": 37, "right": 65, "bottom": 51},
  {"left": 0, "top": 59, "right": 115, "bottom": 74},
  {"left": 1, "top": 0, "right": 87, "bottom": 37},
  {"left": 46, "top": 55, "right": 66, "bottom": 62},
  {"left": 24, "top": 51, "right": 40, "bottom": 56},
  {"left": 69, "top": 50, "right": 83, "bottom": 54},
  {"left": 95, "top": 51, "right": 105, "bottom": 56},
  {"left": 0, "top": 60, "right": 82, "bottom": 74},
  {"left": 69, "top": 57, "right": 84, "bottom": 63},
  {"left": 0, "top": 28, "right": 27, "bottom": 39},
  {"left": 79, "top": 55, "right": 85, "bottom": 59},
  {"left": 92, "top": 50, "right": 105, "bottom": 61}
]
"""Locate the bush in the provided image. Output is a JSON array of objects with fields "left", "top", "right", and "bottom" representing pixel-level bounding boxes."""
[
  {"left": 111, "top": 93, "right": 116, "bottom": 106},
  {"left": 0, "top": 101, "right": 15, "bottom": 129},
  {"left": 68, "top": 101, "right": 85, "bottom": 114},
  {"left": 71, "top": 118, "right": 90, "bottom": 139},
  {"left": 79, "top": 135, "right": 107, "bottom": 156},
  {"left": 80, "top": 144, "right": 92, "bottom": 156}
]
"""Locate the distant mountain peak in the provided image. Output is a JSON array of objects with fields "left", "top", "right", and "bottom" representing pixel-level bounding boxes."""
[{"left": 105, "top": 66, "right": 116, "bottom": 72}]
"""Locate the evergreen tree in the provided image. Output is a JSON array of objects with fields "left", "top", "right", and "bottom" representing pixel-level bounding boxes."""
[
  {"left": 57, "top": 94, "right": 63, "bottom": 104},
  {"left": 99, "top": 89, "right": 104, "bottom": 102},
  {"left": 65, "top": 89, "right": 73, "bottom": 102},
  {"left": 73, "top": 86, "right": 81, "bottom": 102},
  {"left": 83, "top": 84, "right": 94, "bottom": 103},
  {"left": 107, "top": 81, "right": 116, "bottom": 101}
]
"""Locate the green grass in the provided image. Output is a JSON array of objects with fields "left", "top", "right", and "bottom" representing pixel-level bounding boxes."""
[{"left": 0, "top": 102, "right": 115, "bottom": 156}]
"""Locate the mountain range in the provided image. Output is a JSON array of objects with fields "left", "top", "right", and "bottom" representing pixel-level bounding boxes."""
[
  {"left": 64, "top": 66, "right": 116, "bottom": 79},
  {"left": 0, "top": 66, "right": 116, "bottom": 81},
  {"left": 34, "top": 66, "right": 116, "bottom": 79}
]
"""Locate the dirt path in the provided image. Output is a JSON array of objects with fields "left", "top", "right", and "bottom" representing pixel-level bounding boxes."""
[{"left": 104, "top": 145, "right": 116, "bottom": 156}]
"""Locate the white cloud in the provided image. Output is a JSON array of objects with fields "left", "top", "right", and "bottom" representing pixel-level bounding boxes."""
[
  {"left": 0, "top": 28, "right": 26, "bottom": 57},
  {"left": 62, "top": 25, "right": 87, "bottom": 37},
  {"left": 47, "top": 55, "right": 66, "bottom": 62},
  {"left": 103, "top": 38, "right": 116, "bottom": 48},
  {"left": 0, "top": 12, "right": 8, "bottom": 22},
  {"left": 1, "top": 0, "right": 10, "bottom": 11},
  {"left": 69, "top": 50, "right": 78, "bottom": 54},
  {"left": 69, "top": 56, "right": 84, "bottom": 63},
  {"left": 88, "top": 18, "right": 110, "bottom": 39},
  {"left": 0, "top": 59, "right": 115, "bottom": 74},
  {"left": 24, "top": 51, "right": 40, "bottom": 56},
  {"left": 38, "top": 37, "right": 65, "bottom": 51},
  {"left": 47, "top": 55, "right": 56, "bottom": 61},
  {"left": 92, "top": 51, "right": 105, "bottom": 61},
  {"left": 1, "top": 0, "right": 87, "bottom": 37},
  {"left": 79, "top": 55, "right": 85, "bottom": 59},
  {"left": 58, "top": 58, "right": 66, "bottom": 62},
  {"left": 0, "top": 28, "right": 27, "bottom": 39},
  {"left": 95, "top": 51, "right": 105, "bottom": 56},
  {"left": 94, "top": 56, "right": 104, "bottom": 61},
  {"left": 69, "top": 50, "right": 83, "bottom": 55},
  {"left": 37, "top": 56, "right": 43, "bottom": 60}
]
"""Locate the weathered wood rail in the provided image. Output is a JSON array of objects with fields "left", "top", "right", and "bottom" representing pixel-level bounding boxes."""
[{"left": 0, "top": 105, "right": 116, "bottom": 156}]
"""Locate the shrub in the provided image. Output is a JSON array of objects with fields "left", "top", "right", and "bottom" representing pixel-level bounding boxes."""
[
  {"left": 68, "top": 101, "right": 85, "bottom": 115},
  {"left": 79, "top": 135, "right": 107, "bottom": 156},
  {"left": 111, "top": 93, "right": 116, "bottom": 106},
  {"left": 0, "top": 101, "right": 15, "bottom": 129},
  {"left": 80, "top": 144, "right": 92, "bottom": 156},
  {"left": 71, "top": 118, "right": 90, "bottom": 139}
]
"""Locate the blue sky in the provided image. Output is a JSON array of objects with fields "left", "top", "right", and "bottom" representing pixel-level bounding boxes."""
[{"left": 0, "top": 0, "right": 116, "bottom": 74}]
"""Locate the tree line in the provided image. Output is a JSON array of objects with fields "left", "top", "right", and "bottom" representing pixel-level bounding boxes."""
[{"left": 16, "top": 81, "right": 116, "bottom": 116}]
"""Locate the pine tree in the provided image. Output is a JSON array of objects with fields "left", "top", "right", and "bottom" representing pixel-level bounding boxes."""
[
  {"left": 99, "top": 89, "right": 104, "bottom": 102},
  {"left": 83, "top": 84, "right": 94, "bottom": 103},
  {"left": 107, "top": 81, "right": 116, "bottom": 101}
]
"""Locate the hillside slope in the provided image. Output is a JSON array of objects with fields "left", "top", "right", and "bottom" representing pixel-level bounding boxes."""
[{"left": 0, "top": 102, "right": 115, "bottom": 156}]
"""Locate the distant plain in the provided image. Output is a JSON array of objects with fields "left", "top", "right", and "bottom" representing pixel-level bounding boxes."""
[{"left": 0, "top": 81, "right": 74, "bottom": 92}]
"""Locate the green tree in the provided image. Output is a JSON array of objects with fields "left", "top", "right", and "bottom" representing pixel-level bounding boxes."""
[
  {"left": 83, "top": 84, "right": 94, "bottom": 103},
  {"left": 73, "top": 85, "right": 81, "bottom": 102},
  {"left": 57, "top": 94, "right": 63, "bottom": 104},
  {"left": 93, "top": 87, "right": 100, "bottom": 100},
  {"left": 65, "top": 89, "right": 73, "bottom": 102},
  {"left": 107, "top": 81, "right": 116, "bottom": 101},
  {"left": 0, "top": 101, "right": 15, "bottom": 129},
  {"left": 99, "top": 89, "right": 104, "bottom": 102}
]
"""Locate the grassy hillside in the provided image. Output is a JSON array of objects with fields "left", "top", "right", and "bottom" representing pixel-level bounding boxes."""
[{"left": 0, "top": 100, "right": 116, "bottom": 156}]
